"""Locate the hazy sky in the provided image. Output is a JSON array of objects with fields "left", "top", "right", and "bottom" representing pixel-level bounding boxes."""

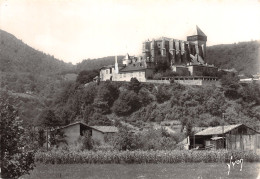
[{"left": 1, "top": 0, "right": 260, "bottom": 64}]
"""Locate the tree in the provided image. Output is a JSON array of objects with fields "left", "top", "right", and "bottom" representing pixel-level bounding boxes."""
[
  {"left": 154, "top": 86, "right": 171, "bottom": 103},
  {"left": 94, "top": 81, "right": 119, "bottom": 114},
  {"left": 128, "top": 78, "right": 141, "bottom": 93},
  {"left": 88, "top": 113, "right": 112, "bottom": 126},
  {"left": 220, "top": 73, "right": 241, "bottom": 99},
  {"left": 39, "top": 109, "right": 60, "bottom": 128},
  {"left": 76, "top": 70, "right": 99, "bottom": 84},
  {"left": 112, "top": 91, "right": 141, "bottom": 116},
  {"left": 113, "top": 127, "right": 138, "bottom": 150},
  {"left": 0, "top": 92, "right": 35, "bottom": 179}
]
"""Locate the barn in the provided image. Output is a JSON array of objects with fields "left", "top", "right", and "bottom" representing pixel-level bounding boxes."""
[
  {"left": 57, "top": 122, "right": 118, "bottom": 145},
  {"left": 185, "top": 124, "right": 260, "bottom": 153},
  {"left": 91, "top": 126, "right": 119, "bottom": 143},
  {"left": 58, "top": 122, "right": 93, "bottom": 145}
]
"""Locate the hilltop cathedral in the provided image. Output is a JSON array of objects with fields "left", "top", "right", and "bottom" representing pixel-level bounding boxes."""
[{"left": 100, "top": 26, "right": 218, "bottom": 83}]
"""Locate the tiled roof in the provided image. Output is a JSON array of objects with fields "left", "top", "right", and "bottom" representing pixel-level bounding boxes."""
[
  {"left": 91, "top": 126, "right": 119, "bottom": 133},
  {"left": 195, "top": 124, "right": 242, "bottom": 136},
  {"left": 100, "top": 64, "right": 125, "bottom": 70},
  {"left": 100, "top": 65, "right": 114, "bottom": 70},
  {"left": 120, "top": 65, "right": 147, "bottom": 72}
]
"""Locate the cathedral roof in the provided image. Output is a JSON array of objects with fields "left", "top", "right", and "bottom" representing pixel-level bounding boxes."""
[{"left": 189, "top": 25, "right": 206, "bottom": 37}]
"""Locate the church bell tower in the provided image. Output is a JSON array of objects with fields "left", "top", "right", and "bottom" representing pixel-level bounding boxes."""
[{"left": 187, "top": 26, "right": 207, "bottom": 63}]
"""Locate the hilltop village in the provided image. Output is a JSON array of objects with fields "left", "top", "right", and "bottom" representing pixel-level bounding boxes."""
[{"left": 100, "top": 26, "right": 218, "bottom": 85}]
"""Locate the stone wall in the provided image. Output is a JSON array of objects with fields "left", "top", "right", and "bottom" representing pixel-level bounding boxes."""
[
  {"left": 113, "top": 71, "right": 146, "bottom": 82},
  {"left": 146, "top": 78, "right": 219, "bottom": 86}
]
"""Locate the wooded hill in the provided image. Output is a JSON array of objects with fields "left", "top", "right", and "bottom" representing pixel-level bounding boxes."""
[
  {"left": 76, "top": 56, "right": 124, "bottom": 72},
  {"left": 207, "top": 41, "right": 260, "bottom": 74},
  {"left": 0, "top": 30, "right": 74, "bottom": 74}
]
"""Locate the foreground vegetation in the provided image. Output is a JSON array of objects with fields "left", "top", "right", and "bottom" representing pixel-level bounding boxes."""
[
  {"left": 35, "top": 150, "right": 259, "bottom": 164},
  {"left": 23, "top": 163, "right": 260, "bottom": 179}
]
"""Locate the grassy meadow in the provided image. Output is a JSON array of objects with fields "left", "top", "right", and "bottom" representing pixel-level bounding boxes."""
[{"left": 22, "top": 163, "right": 260, "bottom": 179}]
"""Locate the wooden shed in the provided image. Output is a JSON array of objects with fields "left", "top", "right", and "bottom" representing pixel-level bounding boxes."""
[{"left": 188, "top": 124, "right": 260, "bottom": 153}]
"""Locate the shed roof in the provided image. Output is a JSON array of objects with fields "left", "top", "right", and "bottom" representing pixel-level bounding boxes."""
[
  {"left": 58, "top": 121, "right": 89, "bottom": 130},
  {"left": 195, "top": 124, "right": 242, "bottom": 136},
  {"left": 91, "top": 126, "right": 119, "bottom": 133}
]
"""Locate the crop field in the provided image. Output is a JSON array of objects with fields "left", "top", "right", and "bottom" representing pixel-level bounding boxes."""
[{"left": 22, "top": 162, "right": 260, "bottom": 179}]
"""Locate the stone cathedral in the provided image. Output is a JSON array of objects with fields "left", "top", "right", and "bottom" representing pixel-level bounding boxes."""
[
  {"left": 142, "top": 25, "right": 207, "bottom": 68},
  {"left": 100, "top": 26, "right": 218, "bottom": 84}
]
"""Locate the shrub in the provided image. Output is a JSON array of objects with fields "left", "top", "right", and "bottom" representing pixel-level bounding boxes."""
[{"left": 153, "top": 73, "right": 163, "bottom": 80}]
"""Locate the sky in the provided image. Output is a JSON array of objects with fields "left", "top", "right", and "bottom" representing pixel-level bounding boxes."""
[{"left": 0, "top": 0, "right": 260, "bottom": 64}]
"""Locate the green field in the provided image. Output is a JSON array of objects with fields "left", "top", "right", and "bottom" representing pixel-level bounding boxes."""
[{"left": 22, "top": 163, "right": 260, "bottom": 179}]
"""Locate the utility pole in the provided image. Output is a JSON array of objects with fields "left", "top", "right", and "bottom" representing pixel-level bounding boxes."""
[
  {"left": 46, "top": 128, "right": 48, "bottom": 151},
  {"left": 193, "top": 132, "right": 195, "bottom": 149},
  {"left": 222, "top": 113, "right": 225, "bottom": 149}
]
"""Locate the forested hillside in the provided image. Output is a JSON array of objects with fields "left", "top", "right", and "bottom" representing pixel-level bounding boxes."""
[
  {"left": 0, "top": 30, "right": 74, "bottom": 74},
  {"left": 207, "top": 41, "right": 260, "bottom": 74},
  {"left": 76, "top": 56, "right": 124, "bottom": 72},
  {"left": 0, "top": 29, "right": 76, "bottom": 95}
]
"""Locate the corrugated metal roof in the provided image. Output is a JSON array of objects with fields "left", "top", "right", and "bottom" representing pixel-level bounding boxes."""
[
  {"left": 91, "top": 126, "right": 119, "bottom": 133},
  {"left": 195, "top": 124, "right": 242, "bottom": 136}
]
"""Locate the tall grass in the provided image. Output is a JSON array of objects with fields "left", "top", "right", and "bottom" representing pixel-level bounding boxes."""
[{"left": 35, "top": 150, "right": 259, "bottom": 164}]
